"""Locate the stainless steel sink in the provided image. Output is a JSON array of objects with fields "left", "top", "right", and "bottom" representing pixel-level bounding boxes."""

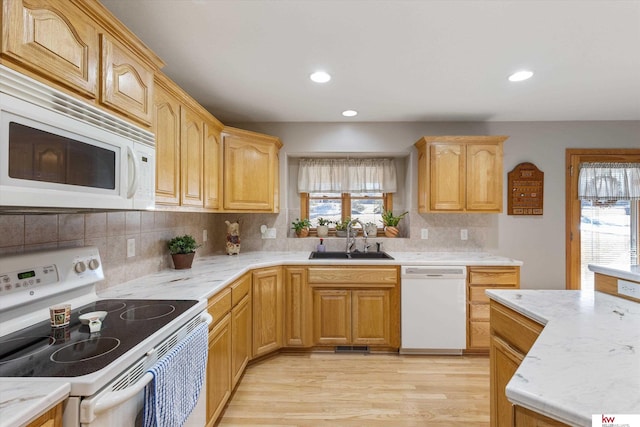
[{"left": 308, "top": 251, "right": 394, "bottom": 260}]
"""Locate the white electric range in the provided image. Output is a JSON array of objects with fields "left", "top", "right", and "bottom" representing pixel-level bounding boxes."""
[{"left": 0, "top": 246, "right": 208, "bottom": 426}]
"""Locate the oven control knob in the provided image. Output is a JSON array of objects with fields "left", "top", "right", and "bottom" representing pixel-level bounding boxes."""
[
  {"left": 88, "top": 259, "right": 101, "bottom": 270},
  {"left": 74, "top": 261, "right": 87, "bottom": 274}
]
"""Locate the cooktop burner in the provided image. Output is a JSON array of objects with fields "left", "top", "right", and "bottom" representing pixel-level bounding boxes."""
[{"left": 0, "top": 299, "right": 198, "bottom": 378}]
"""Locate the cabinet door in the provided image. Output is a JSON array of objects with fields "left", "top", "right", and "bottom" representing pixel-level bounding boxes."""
[
  {"left": 2, "top": 0, "right": 99, "bottom": 98},
  {"left": 223, "top": 131, "right": 278, "bottom": 211},
  {"left": 180, "top": 106, "right": 204, "bottom": 207},
  {"left": 231, "top": 294, "right": 251, "bottom": 389},
  {"left": 490, "top": 334, "right": 524, "bottom": 427},
  {"left": 466, "top": 144, "right": 503, "bottom": 212},
  {"left": 416, "top": 143, "right": 428, "bottom": 212},
  {"left": 313, "top": 290, "right": 351, "bottom": 345},
  {"left": 204, "top": 120, "right": 222, "bottom": 210},
  {"left": 100, "top": 34, "right": 154, "bottom": 126},
  {"left": 514, "top": 406, "right": 570, "bottom": 427},
  {"left": 284, "top": 267, "right": 312, "bottom": 347},
  {"left": 26, "top": 402, "right": 62, "bottom": 427},
  {"left": 153, "top": 82, "right": 181, "bottom": 205},
  {"left": 352, "top": 290, "right": 392, "bottom": 346},
  {"left": 206, "top": 313, "right": 232, "bottom": 426},
  {"left": 252, "top": 267, "right": 283, "bottom": 357},
  {"left": 429, "top": 142, "right": 465, "bottom": 211}
]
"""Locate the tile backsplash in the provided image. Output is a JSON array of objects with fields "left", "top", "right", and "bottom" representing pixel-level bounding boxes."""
[
  {"left": 0, "top": 211, "right": 217, "bottom": 290},
  {"left": 0, "top": 209, "right": 491, "bottom": 291}
]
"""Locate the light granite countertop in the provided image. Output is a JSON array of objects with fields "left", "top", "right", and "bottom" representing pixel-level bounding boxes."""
[
  {"left": 0, "top": 381, "right": 69, "bottom": 427},
  {"left": 99, "top": 250, "right": 523, "bottom": 301},
  {"left": 588, "top": 263, "right": 640, "bottom": 282},
  {"left": 487, "top": 289, "right": 640, "bottom": 427},
  {"left": 0, "top": 250, "right": 521, "bottom": 426}
]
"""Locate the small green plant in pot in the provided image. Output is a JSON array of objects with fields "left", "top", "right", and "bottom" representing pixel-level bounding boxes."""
[
  {"left": 291, "top": 218, "right": 311, "bottom": 237},
  {"left": 315, "top": 217, "right": 333, "bottom": 237},
  {"left": 380, "top": 210, "right": 408, "bottom": 238},
  {"left": 334, "top": 217, "right": 350, "bottom": 237},
  {"left": 168, "top": 234, "right": 201, "bottom": 269}
]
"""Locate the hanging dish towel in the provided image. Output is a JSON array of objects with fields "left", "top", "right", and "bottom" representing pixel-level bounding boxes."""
[{"left": 143, "top": 321, "right": 208, "bottom": 427}]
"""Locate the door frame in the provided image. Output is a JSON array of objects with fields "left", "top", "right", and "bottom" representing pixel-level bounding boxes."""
[{"left": 565, "top": 149, "right": 640, "bottom": 290}]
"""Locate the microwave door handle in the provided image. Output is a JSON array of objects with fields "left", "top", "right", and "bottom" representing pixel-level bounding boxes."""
[
  {"left": 126, "top": 145, "right": 139, "bottom": 199},
  {"left": 89, "top": 371, "right": 154, "bottom": 416}
]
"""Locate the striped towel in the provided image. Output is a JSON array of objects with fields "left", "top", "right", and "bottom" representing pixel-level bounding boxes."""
[{"left": 143, "top": 322, "right": 209, "bottom": 427}]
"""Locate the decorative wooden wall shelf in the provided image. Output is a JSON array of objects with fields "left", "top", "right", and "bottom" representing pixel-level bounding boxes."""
[{"left": 508, "top": 162, "right": 544, "bottom": 215}]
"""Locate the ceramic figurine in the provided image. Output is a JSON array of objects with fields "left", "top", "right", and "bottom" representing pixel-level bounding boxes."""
[{"left": 225, "top": 220, "right": 241, "bottom": 255}]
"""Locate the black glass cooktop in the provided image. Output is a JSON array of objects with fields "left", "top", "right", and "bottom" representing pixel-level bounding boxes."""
[{"left": 0, "top": 299, "right": 198, "bottom": 378}]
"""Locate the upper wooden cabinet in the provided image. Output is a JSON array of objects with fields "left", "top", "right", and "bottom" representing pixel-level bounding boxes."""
[
  {"left": 100, "top": 33, "right": 154, "bottom": 126},
  {"left": 153, "top": 77, "right": 181, "bottom": 205},
  {"left": 1, "top": 0, "right": 99, "bottom": 98},
  {"left": 1, "top": 0, "right": 163, "bottom": 127},
  {"left": 415, "top": 136, "right": 508, "bottom": 213},
  {"left": 222, "top": 127, "right": 282, "bottom": 212},
  {"left": 153, "top": 73, "right": 223, "bottom": 209}
]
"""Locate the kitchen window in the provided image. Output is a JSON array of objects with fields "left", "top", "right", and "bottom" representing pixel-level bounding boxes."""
[
  {"left": 298, "top": 158, "right": 397, "bottom": 236},
  {"left": 301, "top": 192, "right": 393, "bottom": 235},
  {"left": 566, "top": 151, "right": 640, "bottom": 290}
]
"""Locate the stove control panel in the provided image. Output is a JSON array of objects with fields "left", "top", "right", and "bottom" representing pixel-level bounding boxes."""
[
  {"left": 0, "top": 265, "right": 59, "bottom": 294},
  {"left": 0, "top": 246, "right": 104, "bottom": 313}
]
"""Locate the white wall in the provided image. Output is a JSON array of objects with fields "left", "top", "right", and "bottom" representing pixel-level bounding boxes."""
[{"left": 232, "top": 120, "right": 640, "bottom": 290}]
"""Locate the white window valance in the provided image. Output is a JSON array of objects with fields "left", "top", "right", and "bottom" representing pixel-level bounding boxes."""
[
  {"left": 298, "top": 158, "right": 397, "bottom": 193},
  {"left": 578, "top": 162, "right": 640, "bottom": 201}
]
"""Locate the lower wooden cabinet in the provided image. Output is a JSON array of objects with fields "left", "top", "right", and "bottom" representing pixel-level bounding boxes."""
[
  {"left": 489, "top": 300, "right": 544, "bottom": 427},
  {"left": 205, "top": 288, "right": 232, "bottom": 426},
  {"left": 308, "top": 266, "right": 399, "bottom": 349},
  {"left": 284, "top": 267, "right": 313, "bottom": 347},
  {"left": 206, "top": 312, "right": 232, "bottom": 426},
  {"left": 514, "top": 406, "right": 570, "bottom": 427},
  {"left": 468, "top": 266, "right": 520, "bottom": 351},
  {"left": 26, "top": 402, "right": 62, "bottom": 427},
  {"left": 230, "top": 274, "right": 251, "bottom": 388},
  {"left": 252, "top": 267, "right": 283, "bottom": 357}
]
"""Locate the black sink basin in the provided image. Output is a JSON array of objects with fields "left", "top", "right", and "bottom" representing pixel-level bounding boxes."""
[{"left": 308, "top": 251, "right": 394, "bottom": 260}]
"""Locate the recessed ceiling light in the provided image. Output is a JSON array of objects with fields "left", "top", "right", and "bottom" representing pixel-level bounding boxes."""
[
  {"left": 342, "top": 110, "right": 358, "bottom": 117},
  {"left": 310, "top": 71, "right": 331, "bottom": 83},
  {"left": 508, "top": 70, "right": 534, "bottom": 82}
]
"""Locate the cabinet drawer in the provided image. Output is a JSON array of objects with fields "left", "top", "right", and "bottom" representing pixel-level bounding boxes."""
[
  {"left": 231, "top": 274, "right": 251, "bottom": 306},
  {"left": 469, "top": 302, "right": 489, "bottom": 320},
  {"left": 468, "top": 267, "right": 519, "bottom": 286},
  {"left": 308, "top": 267, "right": 397, "bottom": 286},
  {"left": 208, "top": 288, "right": 231, "bottom": 325},
  {"left": 469, "top": 285, "right": 517, "bottom": 303},
  {"left": 490, "top": 301, "right": 543, "bottom": 355},
  {"left": 468, "top": 320, "right": 490, "bottom": 349}
]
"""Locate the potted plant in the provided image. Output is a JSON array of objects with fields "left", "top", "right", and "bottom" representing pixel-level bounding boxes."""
[
  {"left": 334, "top": 217, "right": 350, "bottom": 237},
  {"left": 291, "top": 218, "right": 311, "bottom": 237},
  {"left": 168, "top": 234, "right": 201, "bottom": 269},
  {"left": 380, "top": 210, "right": 408, "bottom": 238},
  {"left": 364, "top": 222, "right": 378, "bottom": 237},
  {"left": 316, "top": 217, "right": 333, "bottom": 238}
]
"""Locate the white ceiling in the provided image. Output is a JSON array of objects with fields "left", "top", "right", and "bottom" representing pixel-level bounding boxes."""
[{"left": 101, "top": 0, "right": 640, "bottom": 123}]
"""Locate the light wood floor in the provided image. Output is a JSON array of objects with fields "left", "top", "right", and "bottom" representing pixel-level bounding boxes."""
[{"left": 217, "top": 353, "right": 490, "bottom": 426}]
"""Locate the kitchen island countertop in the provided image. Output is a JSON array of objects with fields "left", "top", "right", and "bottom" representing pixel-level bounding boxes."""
[
  {"left": 487, "top": 289, "right": 640, "bottom": 427},
  {"left": 588, "top": 263, "right": 640, "bottom": 282},
  {"left": 0, "top": 380, "right": 69, "bottom": 427}
]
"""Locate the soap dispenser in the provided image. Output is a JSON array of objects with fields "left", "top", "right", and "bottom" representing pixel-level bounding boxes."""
[{"left": 317, "top": 238, "right": 326, "bottom": 252}]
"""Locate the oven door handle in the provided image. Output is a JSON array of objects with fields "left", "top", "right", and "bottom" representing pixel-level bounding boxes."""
[{"left": 92, "top": 372, "right": 154, "bottom": 415}]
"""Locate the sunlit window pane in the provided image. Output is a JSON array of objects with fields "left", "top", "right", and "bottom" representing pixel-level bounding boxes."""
[
  {"left": 309, "top": 193, "right": 341, "bottom": 227},
  {"left": 350, "top": 193, "right": 384, "bottom": 227},
  {"left": 580, "top": 200, "right": 634, "bottom": 291}
]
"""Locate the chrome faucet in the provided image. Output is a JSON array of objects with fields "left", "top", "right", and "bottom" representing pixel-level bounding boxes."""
[{"left": 345, "top": 218, "right": 368, "bottom": 254}]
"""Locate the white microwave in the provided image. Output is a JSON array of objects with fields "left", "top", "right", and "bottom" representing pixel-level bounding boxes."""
[{"left": 0, "top": 66, "right": 155, "bottom": 211}]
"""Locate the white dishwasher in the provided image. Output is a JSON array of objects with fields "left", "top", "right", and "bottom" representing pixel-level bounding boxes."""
[{"left": 400, "top": 266, "right": 467, "bottom": 355}]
